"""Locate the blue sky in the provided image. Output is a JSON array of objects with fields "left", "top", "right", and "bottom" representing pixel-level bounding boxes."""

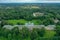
[{"left": 0, "top": 0, "right": 60, "bottom": 3}]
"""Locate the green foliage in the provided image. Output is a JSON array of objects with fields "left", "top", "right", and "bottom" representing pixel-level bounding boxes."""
[
  {"left": 44, "top": 30, "right": 56, "bottom": 38},
  {"left": 0, "top": 27, "right": 57, "bottom": 40},
  {"left": 1, "top": 5, "right": 60, "bottom": 25},
  {"left": 0, "top": 4, "right": 60, "bottom": 40},
  {"left": 55, "top": 25, "right": 60, "bottom": 36}
]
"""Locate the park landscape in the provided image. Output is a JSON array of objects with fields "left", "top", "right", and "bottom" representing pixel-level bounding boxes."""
[{"left": 0, "top": 3, "right": 60, "bottom": 40}]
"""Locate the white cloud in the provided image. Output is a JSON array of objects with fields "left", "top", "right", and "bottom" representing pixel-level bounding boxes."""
[{"left": 0, "top": 0, "right": 60, "bottom": 3}]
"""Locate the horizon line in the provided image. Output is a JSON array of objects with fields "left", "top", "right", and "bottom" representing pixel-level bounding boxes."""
[{"left": 0, "top": 1, "right": 60, "bottom": 3}]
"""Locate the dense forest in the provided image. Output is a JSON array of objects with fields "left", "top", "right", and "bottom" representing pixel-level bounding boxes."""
[
  {"left": 0, "top": 3, "right": 60, "bottom": 40},
  {"left": 1, "top": 3, "right": 60, "bottom": 25}
]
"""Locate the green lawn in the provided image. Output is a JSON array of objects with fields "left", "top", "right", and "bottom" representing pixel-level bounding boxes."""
[
  {"left": 5, "top": 19, "right": 42, "bottom": 25},
  {"left": 5, "top": 19, "right": 27, "bottom": 25},
  {"left": 44, "top": 30, "right": 56, "bottom": 38},
  {"left": 31, "top": 20, "right": 42, "bottom": 25}
]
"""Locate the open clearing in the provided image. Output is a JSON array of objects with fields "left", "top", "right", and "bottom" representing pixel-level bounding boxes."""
[{"left": 5, "top": 19, "right": 42, "bottom": 25}]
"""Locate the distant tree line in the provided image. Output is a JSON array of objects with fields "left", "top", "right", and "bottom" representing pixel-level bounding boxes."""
[
  {"left": 1, "top": 6, "right": 60, "bottom": 26},
  {"left": 0, "top": 6, "right": 60, "bottom": 20}
]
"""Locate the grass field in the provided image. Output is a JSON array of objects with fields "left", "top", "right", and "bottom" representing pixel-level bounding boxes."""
[
  {"left": 44, "top": 30, "right": 56, "bottom": 38},
  {"left": 5, "top": 19, "right": 42, "bottom": 25},
  {"left": 5, "top": 19, "right": 27, "bottom": 25}
]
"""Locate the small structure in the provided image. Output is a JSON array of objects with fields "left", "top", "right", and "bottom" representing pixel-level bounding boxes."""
[
  {"left": 33, "top": 12, "right": 44, "bottom": 17},
  {"left": 54, "top": 19, "right": 59, "bottom": 23},
  {"left": 3, "top": 25, "right": 14, "bottom": 30},
  {"left": 45, "top": 25, "right": 56, "bottom": 30},
  {"left": 0, "top": 21, "right": 1, "bottom": 24},
  {"left": 25, "top": 22, "right": 34, "bottom": 27}
]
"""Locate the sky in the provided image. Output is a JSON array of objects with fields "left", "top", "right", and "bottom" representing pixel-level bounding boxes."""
[{"left": 0, "top": 0, "right": 60, "bottom": 3}]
